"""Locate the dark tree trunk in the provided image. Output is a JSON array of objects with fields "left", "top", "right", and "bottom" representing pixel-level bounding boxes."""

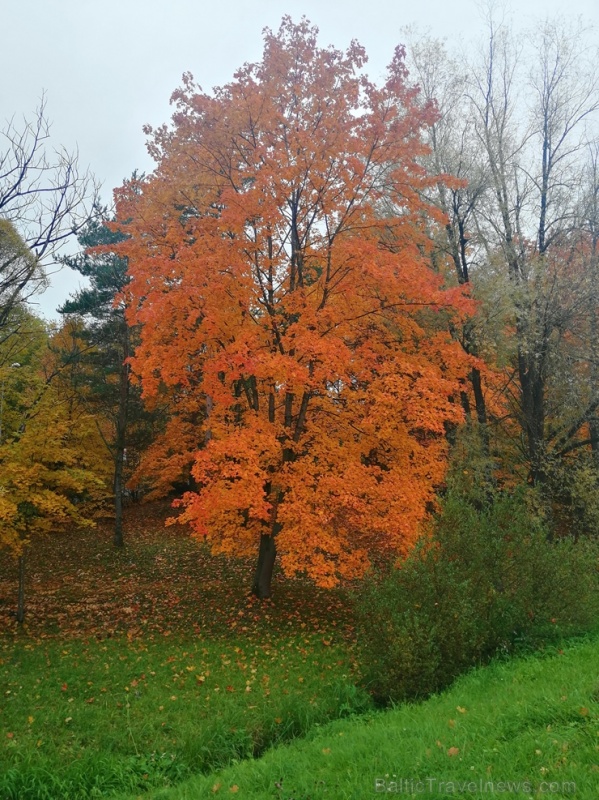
[
  {"left": 518, "top": 345, "right": 546, "bottom": 486},
  {"left": 471, "top": 366, "right": 487, "bottom": 427},
  {"left": 250, "top": 368, "right": 310, "bottom": 599},
  {"left": 589, "top": 237, "right": 599, "bottom": 465},
  {"left": 113, "top": 326, "right": 130, "bottom": 548},
  {"left": 16, "top": 549, "right": 26, "bottom": 624},
  {"left": 113, "top": 449, "right": 125, "bottom": 548},
  {"left": 252, "top": 533, "right": 277, "bottom": 599}
]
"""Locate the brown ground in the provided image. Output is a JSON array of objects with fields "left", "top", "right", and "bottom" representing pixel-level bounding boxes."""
[{"left": 0, "top": 501, "right": 353, "bottom": 642}]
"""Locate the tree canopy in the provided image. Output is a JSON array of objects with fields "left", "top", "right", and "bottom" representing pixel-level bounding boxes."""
[{"left": 113, "top": 18, "right": 473, "bottom": 596}]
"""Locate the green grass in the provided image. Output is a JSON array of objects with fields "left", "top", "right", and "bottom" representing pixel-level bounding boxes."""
[
  {"left": 0, "top": 634, "right": 369, "bottom": 798},
  {"left": 0, "top": 505, "right": 366, "bottom": 799},
  {"left": 1, "top": 505, "right": 598, "bottom": 798},
  {"left": 132, "top": 634, "right": 599, "bottom": 799}
]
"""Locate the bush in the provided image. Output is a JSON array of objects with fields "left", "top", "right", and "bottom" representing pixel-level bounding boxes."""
[{"left": 354, "top": 489, "right": 599, "bottom": 704}]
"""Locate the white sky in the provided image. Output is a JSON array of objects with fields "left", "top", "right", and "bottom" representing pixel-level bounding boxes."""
[{"left": 2, "top": 0, "right": 598, "bottom": 319}]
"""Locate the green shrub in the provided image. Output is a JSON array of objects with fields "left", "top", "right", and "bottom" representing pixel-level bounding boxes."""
[{"left": 354, "top": 489, "right": 599, "bottom": 704}]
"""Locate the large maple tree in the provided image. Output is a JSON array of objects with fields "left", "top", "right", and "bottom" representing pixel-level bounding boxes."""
[{"left": 114, "top": 18, "right": 473, "bottom": 597}]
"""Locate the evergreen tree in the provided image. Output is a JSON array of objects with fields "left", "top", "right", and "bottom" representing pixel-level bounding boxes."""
[{"left": 59, "top": 204, "right": 152, "bottom": 546}]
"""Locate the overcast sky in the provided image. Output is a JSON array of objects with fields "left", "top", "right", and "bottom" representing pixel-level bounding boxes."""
[{"left": 2, "top": 0, "right": 598, "bottom": 319}]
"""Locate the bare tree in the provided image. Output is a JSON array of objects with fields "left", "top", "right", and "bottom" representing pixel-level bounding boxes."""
[
  {"left": 0, "top": 95, "right": 97, "bottom": 324},
  {"left": 406, "top": 34, "right": 491, "bottom": 435},
  {"left": 404, "top": 11, "right": 599, "bottom": 490},
  {"left": 467, "top": 15, "right": 599, "bottom": 482},
  {"left": 566, "top": 141, "right": 599, "bottom": 464}
]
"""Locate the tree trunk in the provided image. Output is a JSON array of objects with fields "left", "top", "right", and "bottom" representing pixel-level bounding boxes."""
[
  {"left": 16, "top": 549, "right": 26, "bottom": 624},
  {"left": 251, "top": 385, "right": 308, "bottom": 598},
  {"left": 589, "top": 324, "right": 599, "bottom": 460},
  {"left": 251, "top": 533, "right": 277, "bottom": 599},
  {"left": 113, "top": 326, "right": 130, "bottom": 548},
  {"left": 589, "top": 236, "right": 599, "bottom": 465},
  {"left": 113, "top": 448, "right": 125, "bottom": 548}
]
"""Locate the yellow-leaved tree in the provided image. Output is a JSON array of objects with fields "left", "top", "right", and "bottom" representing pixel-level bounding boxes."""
[{"left": 0, "top": 314, "right": 107, "bottom": 623}]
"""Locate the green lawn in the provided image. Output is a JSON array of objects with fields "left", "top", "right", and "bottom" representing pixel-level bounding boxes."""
[
  {"left": 0, "top": 506, "right": 366, "bottom": 799},
  {"left": 142, "top": 635, "right": 599, "bottom": 799},
  {"left": 0, "top": 634, "right": 369, "bottom": 798},
  {"left": 1, "top": 506, "right": 597, "bottom": 798}
]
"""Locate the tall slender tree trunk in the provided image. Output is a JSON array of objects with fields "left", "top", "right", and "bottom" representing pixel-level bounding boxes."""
[
  {"left": 440, "top": 192, "right": 489, "bottom": 448},
  {"left": 113, "top": 448, "right": 125, "bottom": 548},
  {"left": 113, "top": 327, "right": 130, "bottom": 548},
  {"left": 16, "top": 548, "right": 26, "bottom": 624},
  {"left": 517, "top": 328, "right": 547, "bottom": 486},
  {"left": 461, "top": 322, "right": 489, "bottom": 454},
  {"left": 589, "top": 236, "right": 599, "bottom": 464}
]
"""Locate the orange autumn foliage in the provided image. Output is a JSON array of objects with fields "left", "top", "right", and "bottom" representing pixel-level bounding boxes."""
[{"left": 114, "top": 18, "right": 473, "bottom": 591}]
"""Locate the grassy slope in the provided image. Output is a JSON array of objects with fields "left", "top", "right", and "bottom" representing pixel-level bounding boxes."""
[
  {"left": 143, "top": 635, "right": 599, "bottom": 800},
  {"left": 2, "top": 505, "right": 598, "bottom": 798},
  {"left": 0, "top": 634, "right": 367, "bottom": 798},
  {"left": 0, "top": 504, "right": 366, "bottom": 799}
]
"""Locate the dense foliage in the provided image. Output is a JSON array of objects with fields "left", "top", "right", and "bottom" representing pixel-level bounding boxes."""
[
  {"left": 113, "top": 19, "right": 472, "bottom": 596},
  {"left": 355, "top": 488, "right": 599, "bottom": 704}
]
